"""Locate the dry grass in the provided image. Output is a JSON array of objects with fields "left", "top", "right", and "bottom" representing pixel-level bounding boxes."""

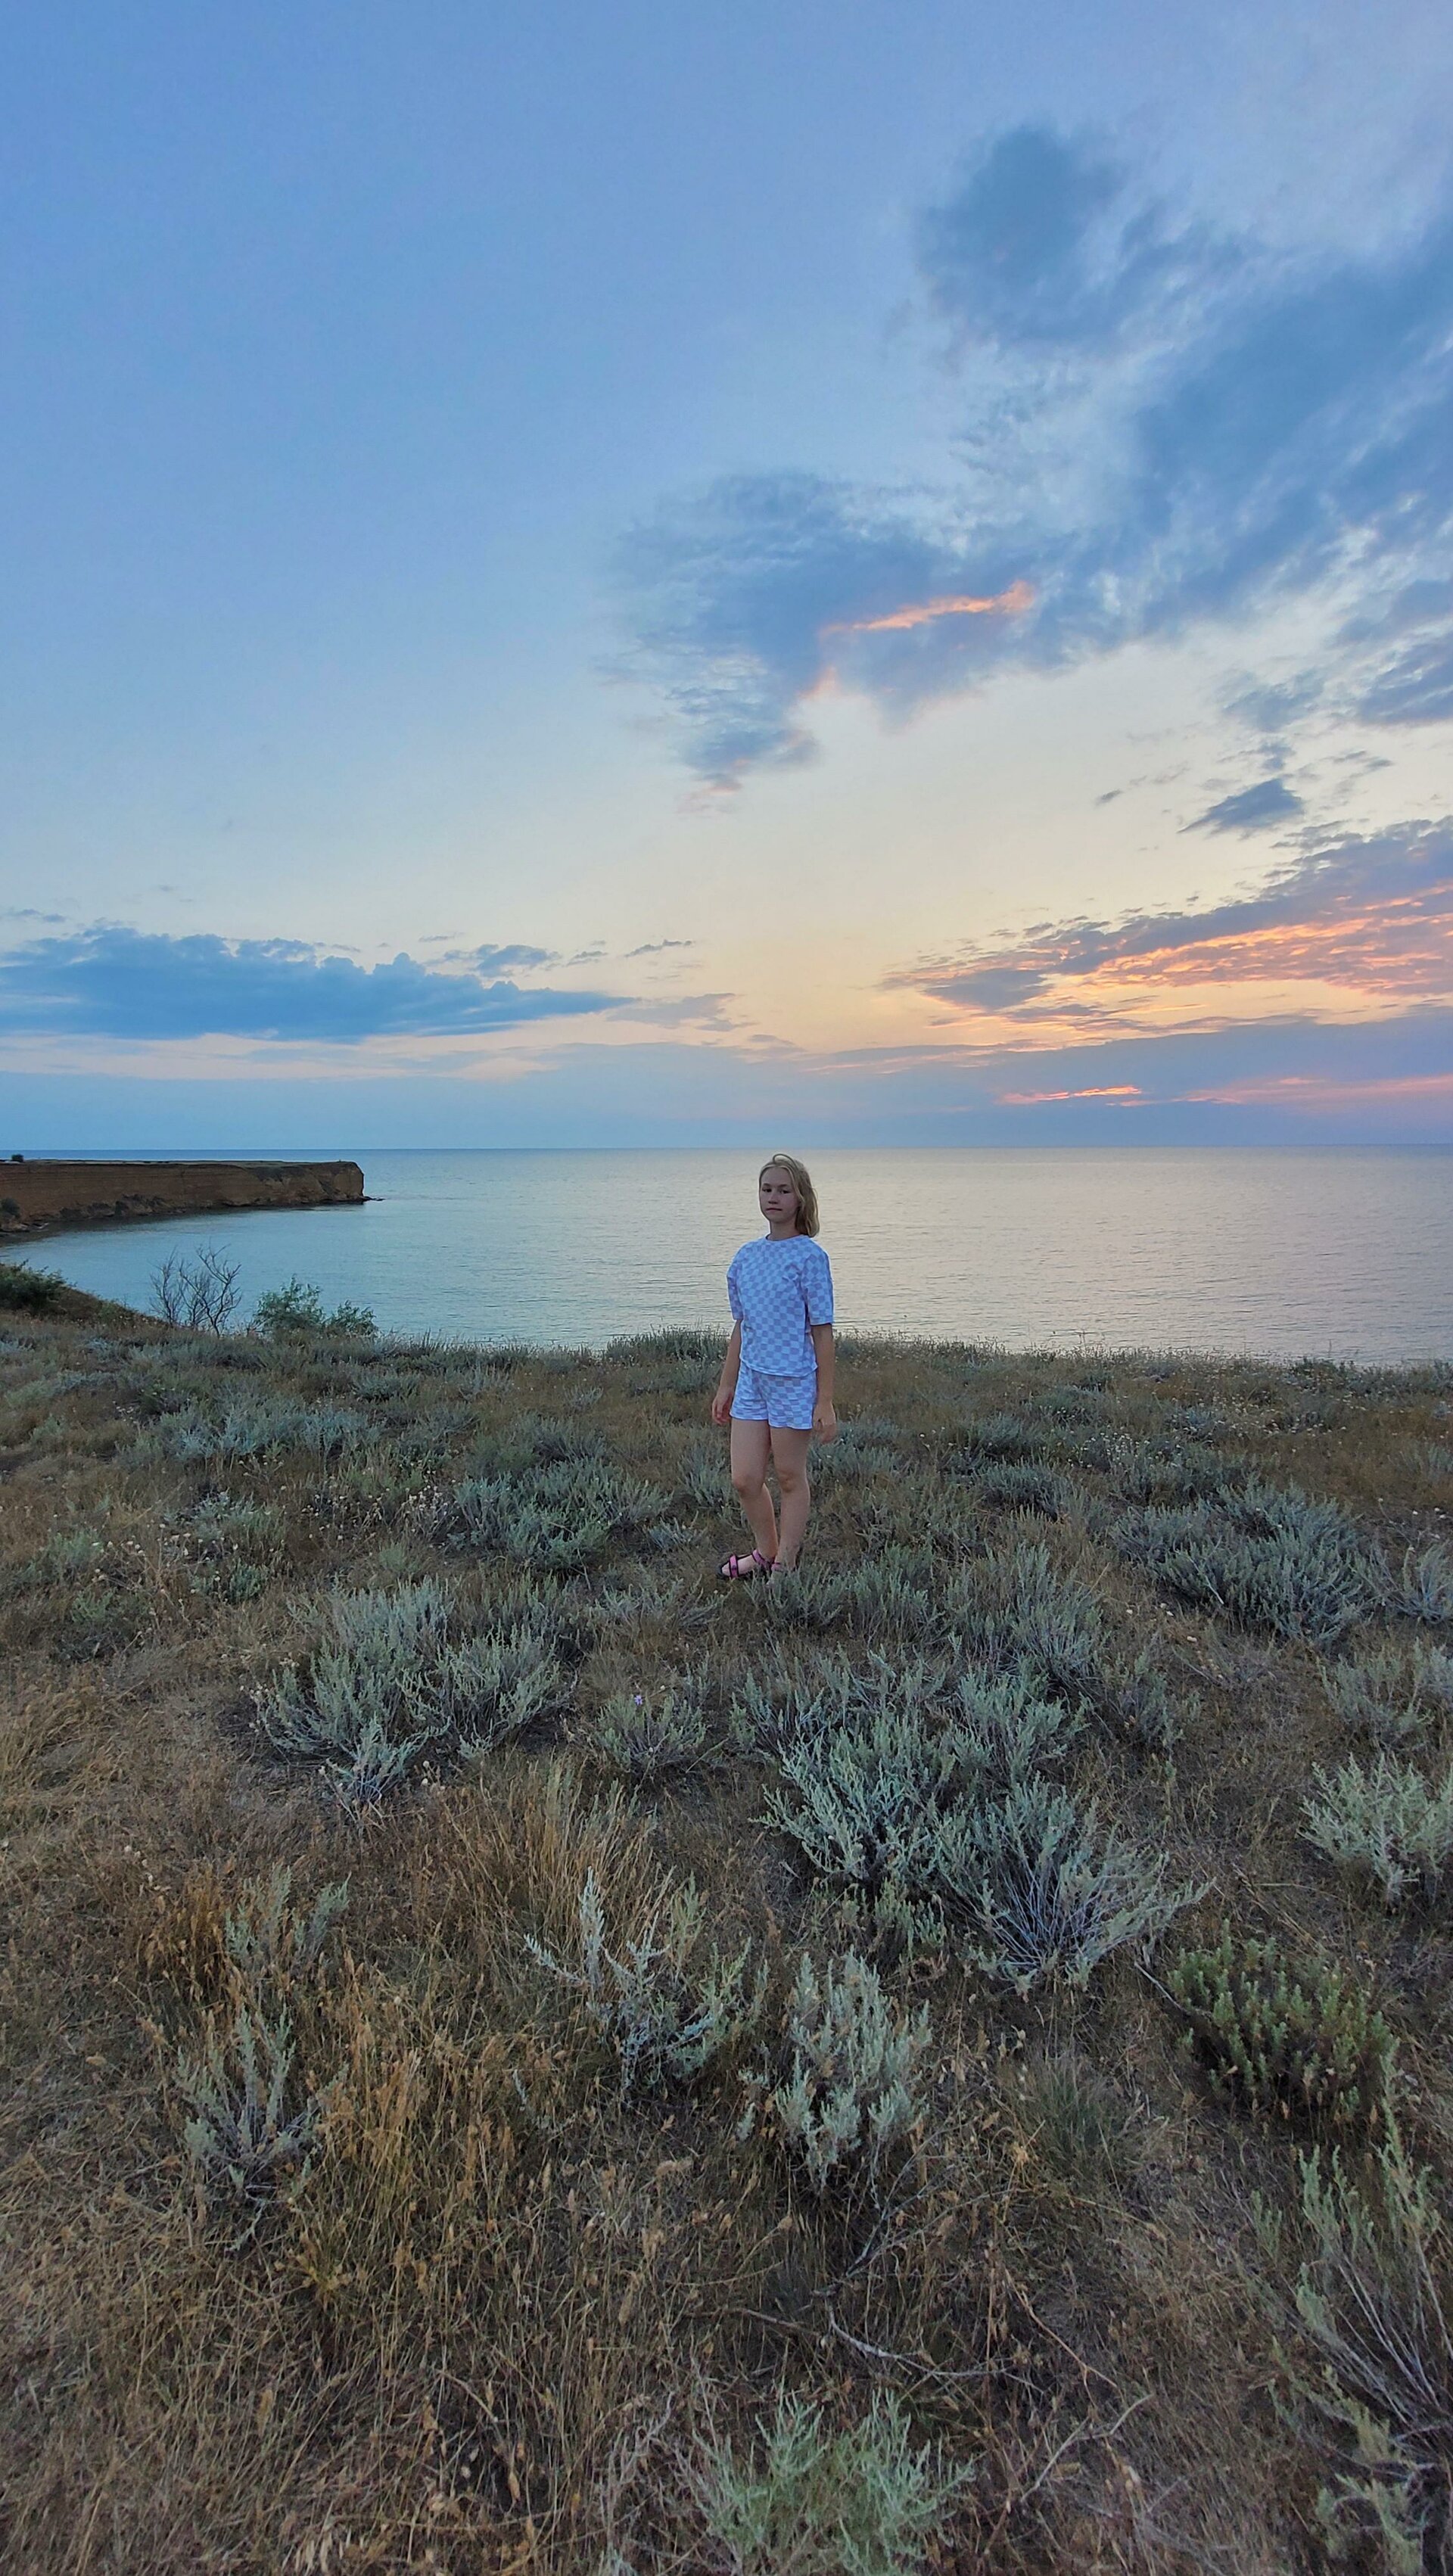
[{"left": 2, "top": 1305, "right": 1452, "bottom": 2570}]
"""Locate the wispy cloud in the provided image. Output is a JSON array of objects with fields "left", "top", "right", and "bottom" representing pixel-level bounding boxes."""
[
  {"left": 1186, "top": 776, "right": 1305, "bottom": 833},
  {"left": 888, "top": 819, "right": 1453, "bottom": 1031},
  {"left": 614, "top": 126, "right": 1453, "bottom": 784},
  {"left": 997, "top": 1083, "right": 1142, "bottom": 1104},
  {"left": 0, "top": 926, "right": 630, "bottom": 1043}
]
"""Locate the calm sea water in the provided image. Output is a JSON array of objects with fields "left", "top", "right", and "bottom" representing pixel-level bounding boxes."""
[{"left": 25, "top": 1147, "right": 1453, "bottom": 1362}]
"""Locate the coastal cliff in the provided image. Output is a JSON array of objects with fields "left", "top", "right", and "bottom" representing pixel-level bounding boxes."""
[{"left": 0, "top": 1157, "right": 365, "bottom": 1237}]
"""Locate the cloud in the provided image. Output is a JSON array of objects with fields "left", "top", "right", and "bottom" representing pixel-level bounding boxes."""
[
  {"left": 1343, "top": 580, "right": 1453, "bottom": 726},
  {"left": 611, "top": 992, "right": 739, "bottom": 1028},
  {"left": 1186, "top": 775, "right": 1305, "bottom": 833},
  {"left": 888, "top": 818, "right": 1453, "bottom": 1030},
  {"left": 997, "top": 1083, "right": 1142, "bottom": 1104},
  {"left": 916, "top": 125, "right": 1239, "bottom": 352},
  {"left": 624, "top": 937, "right": 696, "bottom": 957},
  {"left": 0, "top": 926, "right": 629, "bottom": 1043},
  {"left": 614, "top": 127, "right": 1453, "bottom": 782}
]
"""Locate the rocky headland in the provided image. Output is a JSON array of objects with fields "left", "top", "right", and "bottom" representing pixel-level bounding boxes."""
[{"left": 0, "top": 1156, "right": 365, "bottom": 1237}]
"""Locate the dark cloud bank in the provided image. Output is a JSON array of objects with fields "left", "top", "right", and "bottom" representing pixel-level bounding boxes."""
[{"left": 0, "top": 928, "right": 628, "bottom": 1042}]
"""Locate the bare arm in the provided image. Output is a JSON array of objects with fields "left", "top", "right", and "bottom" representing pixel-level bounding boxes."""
[
  {"left": 811, "top": 1322, "right": 836, "bottom": 1440},
  {"left": 711, "top": 1321, "right": 742, "bottom": 1426}
]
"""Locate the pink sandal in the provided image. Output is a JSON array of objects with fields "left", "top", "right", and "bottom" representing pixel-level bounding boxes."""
[{"left": 720, "top": 1548, "right": 774, "bottom": 1580}]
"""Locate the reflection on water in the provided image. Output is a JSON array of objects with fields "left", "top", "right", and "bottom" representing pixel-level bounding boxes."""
[{"left": 29, "top": 1146, "right": 1453, "bottom": 1361}]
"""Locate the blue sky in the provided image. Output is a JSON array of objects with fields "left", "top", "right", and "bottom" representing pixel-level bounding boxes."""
[{"left": 3, "top": 1, "right": 1452, "bottom": 1146}]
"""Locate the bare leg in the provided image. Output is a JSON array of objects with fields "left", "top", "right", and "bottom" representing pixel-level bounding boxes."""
[
  {"left": 770, "top": 1426, "right": 813, "bottom": 1568},
  {"left": 730, "top": 1418, "right": 778, "bottom": 1564}
]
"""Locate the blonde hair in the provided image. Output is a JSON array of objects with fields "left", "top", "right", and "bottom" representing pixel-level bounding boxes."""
[{"left": 760, "top": 1151, "right": 820, "bottom": 1237}]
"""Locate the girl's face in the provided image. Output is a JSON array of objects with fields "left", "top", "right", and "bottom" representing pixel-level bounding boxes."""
[{"left": 759, "top": 1165, "right": 799, "bottom": 1229}]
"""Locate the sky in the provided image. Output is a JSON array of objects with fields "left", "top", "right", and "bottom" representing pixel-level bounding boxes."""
[{"left": 3, "top": 0, "right": 1453, "bottom": 1148}]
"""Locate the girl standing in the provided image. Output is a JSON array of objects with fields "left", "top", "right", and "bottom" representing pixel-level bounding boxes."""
[{"left": 712, "top": 1153, "right": 836, "bottom": 1577}]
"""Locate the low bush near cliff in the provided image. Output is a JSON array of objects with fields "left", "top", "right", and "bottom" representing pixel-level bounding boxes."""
[{"left": 0, "top": 1260, "right": 66, "bottom": 1312}]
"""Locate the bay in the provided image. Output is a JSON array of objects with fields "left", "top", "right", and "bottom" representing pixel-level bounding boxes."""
[{"left": 25, "top": 1146, "right": 1453, "bottom": 1361}]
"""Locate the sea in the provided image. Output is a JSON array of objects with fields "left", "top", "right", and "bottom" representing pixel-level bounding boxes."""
[{"left": 21, "top": 1147, "right": 1453, "bottom": 1364}]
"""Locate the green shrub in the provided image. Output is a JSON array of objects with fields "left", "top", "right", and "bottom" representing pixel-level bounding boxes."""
[
  {"left": 526, "top": 1870, "right": 765, "bottom": 2098},
  {"left": 694, "top": 2389, "right": 969, "bottom": 2576},
  {"left": 1302, "top": 1755, "right": 1453, "bottom": 1908},
  {"left": 252, "top": 1277, "right": 376, "bottom": 1339},
  {"left": 0, "top": 1262, "right": 64, "bottom": 1313},
  {"left": 1167, "top": 1924, "right": 1393, "bottom": 2130},
  {"left": 759, "top": 1949, "right": 930, "bottom": 2195}
]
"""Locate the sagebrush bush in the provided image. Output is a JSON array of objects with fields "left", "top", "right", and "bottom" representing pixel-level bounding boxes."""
[
  {"left": 1116, "top": 1478, "right": 1378, "bottom": 1644},
  {"left": 679, "top": 1434, "right": 733, "bottom": 1512},
  {"left": 1302, "top": 1754, "right": 1453, "bottom": 1908},
  {"left": 728, "top": 1647, "right": 852, "bottom": 1760},
  {"left": 971, "top": 1458, "right": 1068, "bottom": 1517},
  {"left": 577, "top": 1663, "right": 714, "bottom": 1781},
  {"left": 1386, "top": 1542, "right": 1453, "bottom": 1626},
  {"left": 1167, "top": 1924, "right": 1393, "bottom": 2130},
  {"left": 764, "top": 1549, "right": 944, "bottom": 1644},
  {"left": 959, "top": 1410, "right": 1038, "bottom": 1462},
  {"left": 953, "top": 1541, "right": 1114, "bottom": 1711},
  {"left": 1109, "top": 1650, "right": 1190, "bottom": 1754},
  {"left": 159, "top": 1393, "right": 374, "bottom": 1461},
  {"left": 526, "top": 1870, "right": 765, "bottom": 2098},
  {"left": 765, "top": 1662, "right": 1079, "bottom": 1946},
  {"left": 446, "top": 1455, "right": 665, "bottom": 1572},
  {"left": 222, "top": 1865, "right": 349, "bottom": 1986},
  {"left": 1322, "top": 1647, "right": 1449, "bottom": 1748},
  {"left": 257, "top": 1579, "right": 565, "bottom": 1803},
  {"left": 693, "top": 2388, "right": 969, "bottom": 2576},
  {"left": 757, "top": 1949, "right": 930, "bottom": 2195},
  {"left": 938, "top": 1777, "right": 1197, "bottom": 1992},
  {"left": 1270, "top": 2134, "right": 1453, "bottom": 2572},
  {"left": 176, "top": 2000, "right": 334, "bottom": 2238}
]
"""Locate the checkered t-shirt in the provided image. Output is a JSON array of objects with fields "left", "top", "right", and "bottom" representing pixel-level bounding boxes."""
[{"left": 727, "top": 1235, "right": 834, "bottom": 1374}]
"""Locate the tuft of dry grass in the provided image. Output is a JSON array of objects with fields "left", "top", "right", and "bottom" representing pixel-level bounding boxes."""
[{"left": 2, "top": 1294, "right": 1451, "bottom": 2568}]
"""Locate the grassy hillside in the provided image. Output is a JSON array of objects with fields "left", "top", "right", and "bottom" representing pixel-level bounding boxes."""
[{"left": 2, "top": 1274, "right": 1452, "bottom": 2572}]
